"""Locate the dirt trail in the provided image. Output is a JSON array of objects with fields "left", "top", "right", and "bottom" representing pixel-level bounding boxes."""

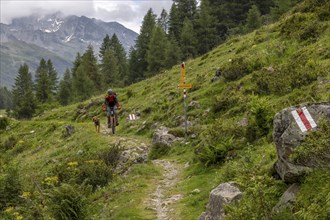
[
  {"left": 148, "top": 159, "right": 183, "bottom": 220},
  {"left": 101, "top": 124, "right": 183, "bottom": 219}
]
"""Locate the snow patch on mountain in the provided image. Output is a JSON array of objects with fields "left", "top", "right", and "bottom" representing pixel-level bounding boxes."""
[{"left": 64, "top": 33, "right": 74, "bottom": 42}]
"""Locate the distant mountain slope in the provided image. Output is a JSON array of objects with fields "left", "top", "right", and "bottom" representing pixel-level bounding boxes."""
[
  {"left": 0, "top": 12, "right": 138, "bottom": 88},
  {"left": 0, "top": 40, "right": 72, "bottom": 87}
]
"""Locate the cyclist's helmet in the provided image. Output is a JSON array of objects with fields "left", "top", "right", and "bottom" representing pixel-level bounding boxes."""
[{"left": 107, "top": 88, "right": 113, "bottom": 95}]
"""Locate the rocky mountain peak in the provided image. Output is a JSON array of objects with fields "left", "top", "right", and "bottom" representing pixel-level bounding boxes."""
[{"left": 0, "top": 12, "right": 138, "bottom": 88}]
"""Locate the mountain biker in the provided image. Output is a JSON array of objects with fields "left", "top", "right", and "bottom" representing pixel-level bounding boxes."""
[{"left": 103, "top": 88, "right": 120, "bottom": 128}]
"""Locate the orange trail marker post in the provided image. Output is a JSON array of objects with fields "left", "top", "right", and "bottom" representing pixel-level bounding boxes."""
[
  {"left": 178, "top": 62, "right": 192, "bottom": 138},
  {"left": 178, "top": 84, "right": 192, "bottom": 89}
]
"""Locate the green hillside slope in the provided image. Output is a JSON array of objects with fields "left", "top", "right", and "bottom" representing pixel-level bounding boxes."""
[
  {"left": 1, "top": 0, "right": 329, "bottom": 219},
  {"left": 0, "top": 40, "right": 71, "bottom": 88}
]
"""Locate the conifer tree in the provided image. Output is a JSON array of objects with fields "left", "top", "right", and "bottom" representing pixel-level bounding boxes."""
[
  {"left": 71, "top": 53, "right": 81, "bottom": 78},
  {"left": 168, "top": 3, "right": 181, "bottom": 42},
  {"left": 81, "top": 45, "right": 101, "bottom": 90},
  {"left": 0, "top": 86, "right": 13, "bottom": 109},
  {"left": 100, "top": 49, "right": 119, "bottom": 87},
  {"left": 165, "top": 36, "right": 182, "bottom": 69},
  {"left": 134, "top": 8, "right": 156, "bottom": 80},
  {"left": 146, "top": 25, "right": 168, "bottom": 75},
  {"left": 270, "top": 0, "right": 297, "bottom": 21},
  {"left": 12, "top": 64, "right": 37, "bottom": 119},
  {"left": 158, "top": 9, "right": 169, "bottom": 33},
  {"left": 58, "top": 68, "right": 72, "bottom": 105},
  {"left": 196, "top": 0, "right": 218, "bottom": 55},
  {"left": 180, "top": 17, "right": 197, "bottom": 60},
  {"left": 35, "top": 58, "right": 51, "bottom": 103},
  {"left": 175, "top": 0, "right": 198, "bottom": 22},
  {"left": 109, "top": 34, "right": 128, "bottom": 86},
  {"left": 72, "top": 64, "right": 94, "bottom": 101},
  {"left": 252, "top": 0, "right": 275, "bottom": 15},
  {"left": 99, "top": 34, "right": 111, "bottom": 59},
  {"left": 47, "top": 59, "right": 58, "bottom": 97},
  {"left": 128, "top": 47, "right": 140, "bottom": 84},
  {"left": 246, "top": 5, "right": 262, "bottom": 32},
  {"left": 169, "top": 0, "right": 198, "bottom": 43}
]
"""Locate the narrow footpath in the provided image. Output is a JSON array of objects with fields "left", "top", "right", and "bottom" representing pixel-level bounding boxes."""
[{"left": 147, "top": 159, "right": 183, "bottom": 220}]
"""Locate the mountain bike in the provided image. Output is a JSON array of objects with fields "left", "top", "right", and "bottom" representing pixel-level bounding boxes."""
[{"left": 107, "top": 107, "right": 116, "bottom": 134}]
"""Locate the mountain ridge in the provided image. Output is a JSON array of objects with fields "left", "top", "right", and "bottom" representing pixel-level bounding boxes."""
[{"left": 0, "top": 12, "right": 138, "bottom": 88}]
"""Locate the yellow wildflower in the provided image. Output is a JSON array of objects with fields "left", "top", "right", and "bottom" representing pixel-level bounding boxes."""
[
  {"left": 4, "top": 207, "right": 14, "bottom": 213},
  {"left": 16, "top": 215, "right": 24, "bottom": 220},
  {"left": 21, "top": 191, "right": 31, "bottom": 199},
  {"left": 85, "top": 160, "right": 100, "bottom": 164},
  {"left": 44, "top": 176, "right": 59, "bottom": 185},
  {"left": 67, "top": 161, "right": 78, "bottom": 166}
]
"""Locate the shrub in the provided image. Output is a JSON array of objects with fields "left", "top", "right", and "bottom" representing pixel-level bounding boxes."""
[
  {"left": 55, "top": 159, "right": 113, "bottom": 190},
  {"left": 294, "top": 170, "right": 330, "bottom": 219},
  {"left": 212, "top": 93, "right": 239, "bottom": 114},
  {"left": 126, "top": 90, "right": 133, "bottom": 98},
  {"left": 99, "top": 144, "right": 122, "bottom": 167},
  {"left": 222, "top": 57, "right": 250, "bottom": 81},
  {"left": 225, "top": 175, "right": 284, "bottom": 220},
  {"left": 0, "top": 116, "right": 9, "bottom": 130},
  {"left": 149, "top": 144, "right": 171, "bottom": 160},
  {"left": 168, "top": 128, "right": 186, "bottom": 138},
  {"left": 1, "top": 135, "right": 18, "bottom": 151},
  {"left": 195, "top": 136, "right": 235, "bottom": 166},
  {"left": 280, "top": 13, "right": 326, "bottom": 42},
  {"left": 47, "top": 184, "right": 88, "bottom": 220},
  {"left": 290, "top": 118, "right": 330, "bottom": 167},
  {"left": 0, "top": 164, "right": 22, "bottom": 210},
  {"left": 246, "top": 96, "right": 274, "bottom": 141}
]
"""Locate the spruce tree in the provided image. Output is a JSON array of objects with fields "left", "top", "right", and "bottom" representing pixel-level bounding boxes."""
[
  {"left": 12, "top": 64, "right": 37, "bottom": 119},
  {"left": 168, "top": 3, "right": 181, "bottom": 42},
  {"left": 0, "top": 86, "right": 13, "bottom": 109},
  {"left": 175, "top": 0, "right": 198, "bottom": 22},
  {"left": 271, "top": 0, "right": 296, "bottom": 21},
  {"left": 196, "top": 0, "right": 218, "bottom": 55},
  {"left": 180, "top": 17, "right": 197, "bottom": 60},
  {"left": 246, "top": 5, "right": 262, "bottom": 32},
  {"left": 109, "top": 34, "right": 128, "bottom": 86},
  {"left": 100, "top": 49, "right": 119, "bottom": 87},
  {"left": 81, "top": 45, "right": 101, "bottom": 90},
  {"left": 128, "top": 47, "right": 140, "bottom": 84},
  {"left": 71, "top": 53, "right": 81, "bottom": 79},
  {"left": 134, "top": 8, "right": 156, "bottom": 80},
  {"left": 58, "top": 68, "right": 72, "bottom": 106},
  {"left": 165, "top": 36, "right": 182, "bottom": 69},
  {"left": 35, "top": 58, "right": 51, "bottom": 103},
  {"left": 47, "top": 59, "right": 58, "bottom": 98},
  {"left": 158, "top": 9, "right": 169, "bottom": 33},
  {"left": 99, "top": 34, "right": 111, "bottom": 59},
  {"left": 146, "top": 25, "right": 168, "bottom": 75},
  {"left": 72, "top": 65, "right": 94, "bottom": 101}
]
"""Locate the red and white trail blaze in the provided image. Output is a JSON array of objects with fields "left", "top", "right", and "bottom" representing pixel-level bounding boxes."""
[{"left": 291, "top": 107, "right": 317, "bottom": 132}]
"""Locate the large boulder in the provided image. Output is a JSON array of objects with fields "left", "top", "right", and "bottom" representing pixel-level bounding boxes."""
[
  {"left": 152, "top": 126, "right": 181, "bottom": 147},
  {"left": 273, "top": 102, "right": 330, "bottom": 183},
  {"left": 272, "top": 183, "right": 300, "bottom": 214},
  {"left": 199, "top": 182, "right": 242, "bottom": 220}
]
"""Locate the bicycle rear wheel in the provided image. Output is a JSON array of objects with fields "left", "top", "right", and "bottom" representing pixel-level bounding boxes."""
[{"left": 111, "top": 117, "right": 116, "bottom": 134}]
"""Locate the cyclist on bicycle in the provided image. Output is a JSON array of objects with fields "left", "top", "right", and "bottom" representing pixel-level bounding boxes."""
[{"left": 103, "top": 88, "right": 120, "bottom": 128}]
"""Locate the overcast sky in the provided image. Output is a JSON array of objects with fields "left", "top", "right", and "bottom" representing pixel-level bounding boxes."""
[{"left": 0, "top": 0, "right": 173, "bottom": 33}]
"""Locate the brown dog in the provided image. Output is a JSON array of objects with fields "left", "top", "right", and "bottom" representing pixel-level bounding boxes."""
[{"left": 92, "top": 116, "right": 100, "bottom": 133}]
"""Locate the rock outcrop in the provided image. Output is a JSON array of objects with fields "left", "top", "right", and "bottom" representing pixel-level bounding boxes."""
[
  {"left": 152, "top": 126, "right": 182, "bottom": 147},
  {"left": 199, "top": 182, "right": 242, "bottom": 220},
  {"left": 272, "top": 183, "right": 300, "bottom": 214},
  {"left": 273, "top": 102, "right": 330, "bottom": 183}
]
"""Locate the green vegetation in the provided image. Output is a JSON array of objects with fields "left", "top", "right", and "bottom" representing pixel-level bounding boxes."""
[{"left": 1, "top": 0, "right": 330, "bottom": 219}]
